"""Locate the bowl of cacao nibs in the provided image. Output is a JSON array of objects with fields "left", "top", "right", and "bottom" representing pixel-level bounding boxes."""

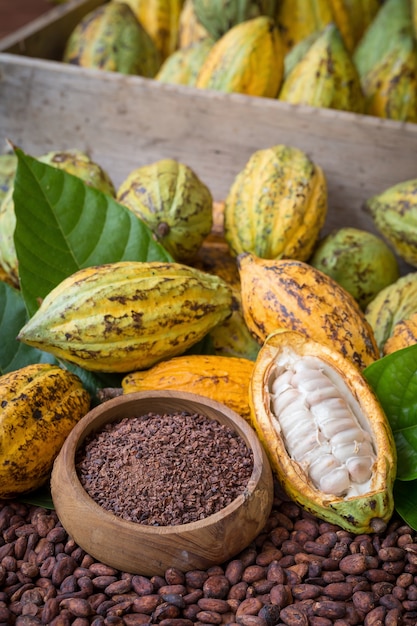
[{"left": 51, "top": 390, "right": 274, "bottom": 576}]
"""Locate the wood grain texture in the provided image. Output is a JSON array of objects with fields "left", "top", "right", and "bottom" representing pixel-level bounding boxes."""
[{"left": 51, "top": 391, "right": 274, "bottom": 576}]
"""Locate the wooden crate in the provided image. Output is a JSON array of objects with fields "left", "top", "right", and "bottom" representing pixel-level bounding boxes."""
[{"left": 1, "top": 0, "right": 417, "bottom": 272}]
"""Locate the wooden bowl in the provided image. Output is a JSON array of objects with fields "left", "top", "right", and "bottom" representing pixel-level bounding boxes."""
[{"left": 51, "top": 390, "right": 274, "bottom": 576}]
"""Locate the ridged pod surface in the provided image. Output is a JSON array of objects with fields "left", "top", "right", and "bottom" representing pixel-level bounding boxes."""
[
  {"left": 113, "top": 0, "right": 184, "bottom": 61},
  {"left": 383, "top": 312, "right": 417, "bottom": 356},
  {"left": 328, "top": 0, "right": 381, "bottom": 53},
  {"left": 122, "top": 354, "right": 254, "bottom": 419},
  {"left": 249, "top": 329, "right": 396, "bottom": 534},
  {"left": 0, "top": 364, "right": 90, "bottom": 498},
  {"left": 353, "top": 0, "right": 414, "bottom": 82},
  {"left": 224, "top": 144, "right": 327, "bottom": 261},
  {"left": 0, "top": 149, "right": 115, "bottom": 289},
  {"left": 195, "top": 16, "right": 284, "bottom": 97},
  {"left": 117, "top": 158, "right": 213, "bottom": 263},
  {"left": 361, "top": 34, "right": 417, "bottom": 123},
  {"left": 193, "top": 0, "right": 278, "bottom": 40},
  {"left": 62, "top": 3, "right": 161, "bottom": 77},
  {"left": 365, "top": 272, "right": 417, "bottom": 356},
  {"left": 278, "top": 23, "right": 365, "bottom": 114},
  {"left": 364, "top": 178, "right": 417, "bottom": 268},
  {"left": 238, "top": 253, "right": 379, "bottom": 370},
  {"left": 17, "top": 261, "right": 234, "bottom": 373},
  {"left": 310, "top": 227, "right": 400, "bottom": 310},
  {"left": 276, "top": 0, "right": 334, "bottom": 51},
  {"left": 156, "top": 37, "right": 215, "bottom": 85},
  {"left": 178, "top": 0, "right": 210, "bottom": 48}
]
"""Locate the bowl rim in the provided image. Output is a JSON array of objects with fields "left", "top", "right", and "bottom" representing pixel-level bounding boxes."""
[{"left": 52, "top": 389, "right": 270, "bottom": 534}]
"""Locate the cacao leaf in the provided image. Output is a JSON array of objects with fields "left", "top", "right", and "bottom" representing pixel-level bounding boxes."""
[
  {"left": 12, "top": 146, "right": 173, "bottom": 318},
  {"left": 364, "top": 344, "right": 417, "bottom": 481},
  {"left": 393, "top": 478, "right": 417, "bottom": 530},
  {"left": 0, "top": 280, "right": 56, "bottom": 375}
]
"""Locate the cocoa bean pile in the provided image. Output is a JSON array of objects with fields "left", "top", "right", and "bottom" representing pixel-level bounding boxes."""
[{"left": 1, "top": 481, "right": 417, "bottom": 626}]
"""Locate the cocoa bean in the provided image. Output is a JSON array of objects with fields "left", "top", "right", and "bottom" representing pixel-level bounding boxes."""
[
  {"left": 363, "top": 605, "right": 386, "bottom": 625},
  {"left": 132, "top": 594, "right": 162, "bottom": 614},
  {"left": 58, "top": 597, "right": 93, "bottom": 618},
  {"left": 203, "top": 576, "right": 230, "bottom": 599},
  {"left": 164, "top": 568, "right": 186, "bottom": 586},
  {"left": 235, "top": 597, "right": 263, "bottom": 617},
  {"left": 236, "top": 616, "right": 268, "bottom": 626},
  {"left": 242, "top": 566, "right": 267, "bottom": 585},
  {"left": 153, "top": 602, "right": 181, "bottom": 621},
  {"left": 312, "top": 600, "right": 346, "bottom": 619},
  {"left": 279, "top": 604, "right": 309, "bottom": 625},
  {"left": 158, "top": 585, "right": 187, "bottom": 597},
  {"left": 228, "top": 582, "right": 248, "bottom": 601},
  {"left": 196, "top": 609, "right": 222, "bottom": 624},
  {"left": 131, "top": 575, "right": 154, "bottom": 597},
  {"left": 185, "top": 570, "right": 209, "bottom": 590},
  {"left": 269, "top": 583, "right": 292, "bottom": 609},
  {"left": 322, "top": 582, "right": 353, "bottom": 600},
  {"left": 197, "top": 598, "right": 230, "bottom": 613}
]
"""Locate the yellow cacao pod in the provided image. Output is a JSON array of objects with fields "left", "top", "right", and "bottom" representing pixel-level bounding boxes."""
[
  {"left": 17, "top": 261, "right": 234, "bottom": 373},
  {"left": 156, "top": 37, "right": 215, "bottom": 85},
  {"left": 0, "top": 363, "right": 90, "bottom": 499},
  {"left": 178, "top": 0, "right": 211, "bottom": 48},
  {"left": 113, "top": 0, "right": 185, "bottom": 61},
  {"left": 238, "top": 253, "right": 379, "bottom": 370},
  {"left": 276, "top": 0, "right": 334, "bottom": 51},
  {"left": 196, "top": 16, "right": 284, "bottom": 97},
  {"left": 122, "top": 354, "right": 254, "bottom": 419},
  {"left": 249, "top": 329, "right": 396, "bottom": 534},
  {"left": 383, "top": 312, "right": 417, "bottom": 356},
  {"left": 223, "top": 144, "right": 327, "bottom": 261}
]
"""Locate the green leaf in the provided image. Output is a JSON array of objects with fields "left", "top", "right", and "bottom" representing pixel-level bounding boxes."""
[
  {"left": 393, "top": 478, "right": 417, "bottom": 530},
  {"left": 13, "top": 146, "right": 173, "bottom": 317},
  {"left": 0, "top": 281, "right": 57, "bottom": 375},
  {"left": 364, "top": 344, "right": 417, "bottom": 481},
  {"left": 17, "top": 482, "right": 54, "bottom": 510}
]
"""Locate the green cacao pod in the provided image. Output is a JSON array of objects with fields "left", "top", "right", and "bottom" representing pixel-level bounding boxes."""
[
  {"left": 193, "top": 0, "right": 278, "bottom": 40},
  {"left": 238, "top": 253, "right": 380, "bottom": 370},
  {"left": 224, "top": 144, "right": 327, "bottom": 261},
  {"left": 156, "top": 37, "right": 215, "bottom": 85},
  {"left": 310, "top": 227, "right": 400, "bottom": 310},
  {"left": 0, "top": 149, "right": 116, "bottom": 289},
  {"left": 195, "top": 16, "right": 284, "bottom": 97},
  {"left": 278, "top": 23, "right": 365, "bottom": 114},
  {"left": 364, "top": 178, "right": 417, "bottom": 268},
  {"left": 249, "top": 329, "right": 396, "bottom": 534},
  {"left": 0, "top": 363, "right": 90, "bottom": 499},
  {"left": 63, "top": 2, "right": 162, "bottom": 77},
  {"left": 117, "top": 158, "right": 213, "bottom": 263},
  {"left": 113, "top": 0, "right": 185, "bottom": 61},
  {"left": 17, "top": 261, "right": 234, "bottom": 373}
]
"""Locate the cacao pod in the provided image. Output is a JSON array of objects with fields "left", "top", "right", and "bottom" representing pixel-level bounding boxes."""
[
  {"left": 276, "top": 0, "right": 334, "bottom": 52},
  {"left": 365, "top": 272, "right": 417, "bottom": 355},
  {"left": 383, "top": 312, "right": 417, "bottom": 356},
  {"left": 0, "top": 363, "right": 90, "bottom": 499},
  {"left": 178, "top": 0, "right": 211, "bottom": 48},
  {"left": 309, "top": 227, "right": 400, "bottom": 310},
  {"left": 223, "top": 144, "right": 327, "bottom": 261},
  {"left": 122, "top": 354, "right": 254, "bottom": 419},
  {"left": 0, "top": 149, "right": 116, "bottom": 289},
  {"left": 0, "top": 152, "right": 17, "bottom": 206},
  {"left": 195, "top": 16, "right": 284, "bottom": 97},
  {"left": 249, "top": 329, "right": 396, "bottom": 534},
  {"left": 63, "top": 3, "right": 162, "bottom": 77},
  {"left": 113, "top": 0, "right": 185, "bottom": 61},
  {"left": 193, "top": 0, "right": 278, "bottom": 40},
  {"left": 116, "top": 158, "right": 213, "bottom": 263},
  {"left": 364, "top": 178, "right": 417, "bottom": 268},
  {"left": 238, "top": 253, "right": 379, "bottom": 370},
  {"left": 330, "top": 0, "right": 381, "bottom": 52},
  {"left": 17, "top": 261, "right": 234, "bottom": 373},
  {"left": 278, "top": 23, "right": 365, "bottom": 114},
  {"left": 156, "top": 37, "right": 215, "bottom": 85}
]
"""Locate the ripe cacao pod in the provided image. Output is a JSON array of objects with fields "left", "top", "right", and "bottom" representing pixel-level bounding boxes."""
[
  {"left": 249, "top": 329, "right": 396, "bottom": 534},
  {"left": 0, "top": 363, "right": 90, "bottom": 499},
  {"left": 122, "top": 354, "right": 254, "bottom": 419},
  {"left": 238, "top": 253, "right": 379, "bottom": 370},
  {"left": 278, "top": 23, "right": 365, "bottom": 114},
  {"left": 195, "top": 16, "right": 284, "bottom": 97},
  {"left": 117, "top": 158, "right": 213, "bottom": 263},
  {"left": 63, "top": 2, "right": 162, "bottom": 77},
  {"left": 156, "top": 37, "right": 215, "bottom": 85},
  {"left": 383, "top": 312, "right": 417, "bottom": 356},
  {"left": 178, "top": 0, "right": 211, "bottom": 48},
  {"left": 17, "top": 261, "right": 234, "bottom": 373},
  {"left": 223, "top": 144, "right": 327, "bottom": 261},
  {"left": 276, "top": 0, "right": 334, "bottom": 51}
]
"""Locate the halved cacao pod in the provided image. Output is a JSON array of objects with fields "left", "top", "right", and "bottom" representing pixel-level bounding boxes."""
[
  {"left": 122, "top": 354, "right": 254, "bottom": 419},
  {"left": 17, "top": 261, "right": 234, "bottom": 373},
  {"left": 238, "top": 253, "right": 379, "bottom": 370},
  {"left": 0, "top": 363, "right": 90, "bottom": 499},
  {"left": 223, "top": 144, "right": 327, "bottom": 261},
  {"left": 249, "top": 329, "right": 396, "bottom": 534}
]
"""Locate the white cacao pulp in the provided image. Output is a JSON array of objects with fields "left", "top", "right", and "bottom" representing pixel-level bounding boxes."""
[{"left": 269, "top": 350, "right": 377, "bottom": 498}]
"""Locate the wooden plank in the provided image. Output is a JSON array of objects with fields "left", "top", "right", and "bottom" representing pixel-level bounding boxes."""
[
  {"left": 0, "top": 0, "right": 104, "bottom": 59},
  {"left": 1, "top": 53, "right": 417, "bottom": 257}
]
